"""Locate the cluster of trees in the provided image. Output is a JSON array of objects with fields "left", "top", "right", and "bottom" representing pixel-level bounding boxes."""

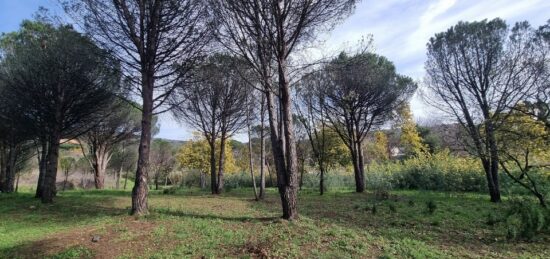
[
  {"left": 1, "top": 0, "right": 361, "bottom": 220},
  {"left": 1, "top": 0, "right": 547, "bottom": 222},
  {"left": 0, "top": 20, "right": 121, "bottom": 202}
]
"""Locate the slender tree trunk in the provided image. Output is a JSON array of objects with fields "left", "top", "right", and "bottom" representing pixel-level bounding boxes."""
[
  {"left": 2, "top": 145, "right": 18, "bottom": 193},
  {"left": 209, "top": 139, "right": 217, "bottom": 194},
  {"left": 41, "top": 130, "right": 61, "bottom": 203},
  {"left": 36, "top": 140, "right": 47, "bottom": 198},
  {"left": 132, "top": 71, "right": 153, "bottom": 216},
  {"left": 247, "top": 110, "right": 259, "bottom": 200},
  {"left": 357, "top": 141, "right": 366, "bottom": 192},
  {"left": 63, "top": 170, "right": 68, "bottom": 191},
  {"left": 349, "top": 141, "right": 365, "bottom": 193},
  {"left": 116, "top": 167, "right": 121, "bottom": 190},
  {"left": 15, "top": 172, "right": 20, "bottom": 193},
  {"left": 124, "top": 169, "right": 129, "bottom": 190},
  {"left": 299, "top": 156, "right": 305, "bottom": 190},
  {"left": 320, "top": 165, "right": 325, "bottom": 196},
  {"left": 259, "top": 96, "right": 266, "bottom": 199},
  {"left": 0, "top": 143, "right": 5, "bottom": 192},
  {"left": 217, "top": 135, "right": 227, "bottom": 194}
]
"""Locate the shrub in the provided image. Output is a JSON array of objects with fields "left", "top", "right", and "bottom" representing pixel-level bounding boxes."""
[
  {"left": 504, "top": 199, "right": 548, "bottom": 240},
  {"left": 368, "top": 150, "right": 486, "bottom": 193},
  {"left": 426, "top": 200, "right": 437, "bottom": 215}
]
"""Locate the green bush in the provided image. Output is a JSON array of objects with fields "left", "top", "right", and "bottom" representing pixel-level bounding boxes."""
[
  {"left": 368, "top": 150, "right": 487, "bottom": 192},
  {"left": 504, "top": 199, "right": 549, "bottom": 240},
  {"left": 426, "top": 200, "right": 437, "bottom": 215}
]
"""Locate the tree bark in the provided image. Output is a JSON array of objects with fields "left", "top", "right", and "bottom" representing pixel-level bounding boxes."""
[
  {"left": 349, "top": 140, "right": 365, "bottom": 193},
  {"left": 0, "top": 143, "right": 5, "bottom": 192},
  {"left": 92, "top": 145, "right": 110, "bottom": 190},
  {"left": 35, "top": 140, "right": 47, "bottom": 198},
  {"left": 357, "top": 142, "right": 366, "bottom": 192},
  {"left": 131, "top": 71, "right": 153, "bottom": 216},
  {"left": 259, "top": 96, "right": 266, "bottom": 199},
  {"left": 217, "top": 135, "right": 227, "bottom": 194},
  {"left": 277, "top": 55, "right": 298, "bottom": 220},
  {"left": 208, "top": 139, "right": 217, "bottom": 194},
  {"left": 2, "top": 144, "right": 18, "bottom": 193},
  {"left": 41, "top": 130, "right": 61, "bottom": 203},
  {"left": 247, "top": 109, "right": 259, "bottom": 200}
]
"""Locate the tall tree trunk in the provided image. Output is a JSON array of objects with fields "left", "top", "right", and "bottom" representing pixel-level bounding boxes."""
[
  {"left": 36, "top": 140, "right": 47, "bottom": 198},
  {"left": 247, "top": 110, "right": 259, "bottom": 200},
  {"left": 483, "top": 118, "right": 501, "bottom": 202},
  {"left": 299, "top": 156, "right": 305, "bottom": 190},
  {"left": 0, "top": 143, "right": 5, "bottom": 192},
  {"left": 132, "top": 71, "right": 153, "bottom": 215},
  {"left": 209, "top": 139, "right": 217, "bottom": 194},
  {"left": 266, "top": 90, "right": 291, "bottom": 216},
  {"left": 259, "top": 96, "right": 266, "bottom": 199},
  {"left": 2, "top": 144, "right": 18, "bottom": 193},
  {"left": 276, "top": 55, "right": 299, "bottom": 220},
  {"left": 41, "top": 130, "right": 61, "bottom": 203},
  {"left": 357, "top": 141, "right": 366, "bottom": 192},
  {"left": 217, "top": 135, "right": 227, "bottom": 194}
]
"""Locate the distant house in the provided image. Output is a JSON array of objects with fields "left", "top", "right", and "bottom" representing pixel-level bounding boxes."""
[{"left": 390, "top": 147, "right": 404, "bottom": 158}]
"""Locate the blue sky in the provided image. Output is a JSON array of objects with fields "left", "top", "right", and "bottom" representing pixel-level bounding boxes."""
[{"left": 1, "top": 0, "right": 549, "bottom": 141}]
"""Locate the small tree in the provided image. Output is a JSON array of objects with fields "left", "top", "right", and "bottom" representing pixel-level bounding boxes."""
[
  {"left": 320, "top": 51, "right": 416, "bottom": 192},
  {"left": 367, "top": 131, "right": 390, "bottom": 163},
  {"left": 79, "top": 101, "right": 142, "bottom": 189},
  {"left": 150, "top": 139, "right": 176, "bottom": 190},
  {"left": 296, "top": 77, "right": 349, "bottom": 195},
  {"left": 397, "top": 104, "right": 428, "bottom": 158},
  {"left": 177, "top": 135, "right": 238, "bottom": 189},
  {"left": 173, "top": 54, "right": 250, "bottom": 194},
  {"left": 59, "top": 157, "right": 76, "bottom": 191}
]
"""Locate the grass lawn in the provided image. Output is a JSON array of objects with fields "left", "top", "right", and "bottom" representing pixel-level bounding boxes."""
[{"left": 0, "top": 188, "right": 548, "bottom": 258}]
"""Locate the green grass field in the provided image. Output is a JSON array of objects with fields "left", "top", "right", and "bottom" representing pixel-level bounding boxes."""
[{"left": 1, "top": 188, "right": 548, "bottom": 258}]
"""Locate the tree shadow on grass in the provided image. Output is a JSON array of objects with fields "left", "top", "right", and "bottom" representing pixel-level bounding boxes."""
[
  {"left": 151, "top": 207, "right": 278, "bottom": 223},
  {"left": 0, "top": 192, "right": 129, "bottom": 225}
]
